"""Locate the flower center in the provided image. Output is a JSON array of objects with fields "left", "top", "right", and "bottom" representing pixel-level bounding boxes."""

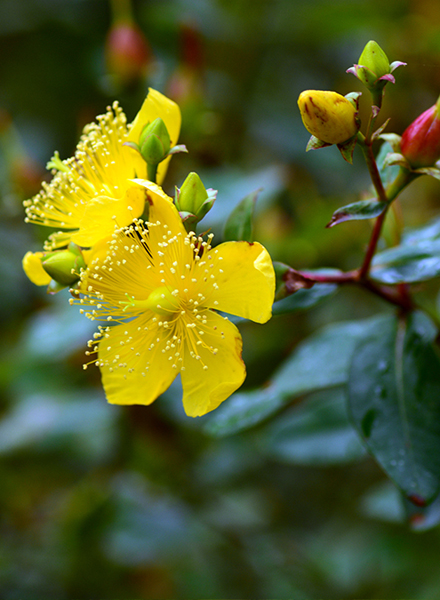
[{"left": 145, "top": 286, "right": 180, "bottom": 315}]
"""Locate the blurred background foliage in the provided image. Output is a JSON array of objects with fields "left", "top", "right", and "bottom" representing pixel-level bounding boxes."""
[{"left": 2, "top": 0, "right": 440, "bottom": 598}]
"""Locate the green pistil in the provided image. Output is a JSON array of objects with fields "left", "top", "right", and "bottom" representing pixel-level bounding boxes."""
[{"left": 119, "top": 287, "right": 181, "bottom": 315}]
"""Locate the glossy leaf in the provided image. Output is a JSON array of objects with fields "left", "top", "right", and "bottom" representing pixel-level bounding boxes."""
[
  {"left": 262, "top": 388, "right": 365, "bottom": 466},
  {"left": 272, "top": 281, "right": 337, "bottom": 315},
  {"left": 203, "top": 387, "right": 283, "bottom": 437},
  {"left": 348, "top": 311, "right": 440, "bottom": 504},
  {"left": 326, "top": 198, "right": 388, "bottom": 228},
  {"left": 403, "top": 215, "right": 440, "bottom": 244},
  {"left": 371, "top": 239, "right": 440, "bottom": 283},
  {"left": 223, "top": 188, "right": 259, "bottom": 242},
  {"left": 205, "top": 316, "right": 384, "bottom": 436}
]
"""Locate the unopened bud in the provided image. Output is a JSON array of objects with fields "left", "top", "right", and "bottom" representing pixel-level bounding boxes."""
[
  {"left": 138, "top": 118, "right": 171, "bottom": 165},
  {"left": 298, "top": 90, "right": 359, "bottom": 145},
  {"left": 175, "top": 172, "right": 217, "bottom": 227},
  {"left": 42, "top": 244, "right": 86, "bottom": 286},
  {"left": 347, "top": 40, "right": 405, "bottom": 91},
  {"left": 400, "top": 98, "right": 440, "bottom": 168}
]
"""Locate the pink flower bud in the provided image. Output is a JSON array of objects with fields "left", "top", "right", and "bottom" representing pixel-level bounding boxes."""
[{"left": 400, "top": 99, "right": 440, "bottom": 168}]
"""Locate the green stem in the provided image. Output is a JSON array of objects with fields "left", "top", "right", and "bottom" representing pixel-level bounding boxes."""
[{"left": 147, "top": 162, "right": 157, "bottom": 184}]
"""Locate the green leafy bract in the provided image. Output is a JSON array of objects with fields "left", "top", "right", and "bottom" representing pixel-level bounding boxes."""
[
  {"left": 223, "top": 189, "right": 259, "bottom": 242},
  {"left": 261, "top": 388, "right": 365, "bottom": 466}
]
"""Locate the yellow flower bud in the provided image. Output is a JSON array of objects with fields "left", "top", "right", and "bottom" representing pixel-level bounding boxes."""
[{"left": 298, "top": 90, "right": 358, "bottom": 145}]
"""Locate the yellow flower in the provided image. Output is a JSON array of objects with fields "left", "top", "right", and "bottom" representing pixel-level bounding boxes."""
[
  {"left": 22, "top": 251, "right": 52, "bottom": 286},
  {"left": 74, "top": 185, "right": 275, "bottom": 417},
  {"left": 298, "top": 90, "right": 358, "bottom": 145},
  {"left": 23, "top": 88, "right": 181, "bottom": 250}
]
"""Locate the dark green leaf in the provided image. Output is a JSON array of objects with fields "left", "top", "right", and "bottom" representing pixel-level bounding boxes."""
[
  {"left": 202, "top": 387, "right": 283, "bottom": 437},
  {"left": 348, "top": 311, "right": 440, "bottom": 504},
  {"left": 273, "top": 317, "right": 384, "bottom": 397},
  {"left": 371, "top": 239, "right": 440, "bottom": 284},
  {"left": 272, "top": 282, "right": 337, "bottom": 315},
  {"left": 326, "top": 199, "right": 388, "bottom": 228},
  {"left": 403, "top": 215, "right": 440, "bottom": 244},
  {"left": 205, "top": 316, "right": 384, "bottom": 437},
  {"left": 223, "top": 189, "right": 259, "bottom": 242},
  {"left": 262, "top": 388, "right": 365, "bottom": 466}
]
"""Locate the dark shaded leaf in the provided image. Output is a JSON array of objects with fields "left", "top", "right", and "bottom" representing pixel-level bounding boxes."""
[
  {"left": 262, "top": 388, "right": 365, "bottom": 466},
  {"left": 348, "top": 311, "right": 440, "bottom": 504},
  {"left": 403, "top": 215, "right": 440, "bottom": 244},
  {"left": 272, "top": 282, "right": 337, "bottom": 315},
  {"left": 203, "top": 387, "right": 283, "bottom": 437},
  {"left": 205, "top": 316, "right": 384, "bottom": 436}
]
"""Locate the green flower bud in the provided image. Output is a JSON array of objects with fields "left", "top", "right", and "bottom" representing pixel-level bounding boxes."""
[
  {"left": 175, "top": 172, "right": 217, "bottom": 228},
  {"left": 42, "top": 244, "right": 86, "bottom": 286},
  {"left": 347, "top": 41, "right": 406, "bottom": 93},
  {"left": 359, "top": 41, "right": 390, "bottom": 81},
  {"left": 138, "top": 117, "right": 171, "bottom": 164}
]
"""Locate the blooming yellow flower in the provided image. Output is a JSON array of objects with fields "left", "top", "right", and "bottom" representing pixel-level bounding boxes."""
[
  {"left": 23, "top": 88, "right": 181, "bottom": 250},
  {"left": 74, "top": 184, "right": 275, "bottom": 417}
]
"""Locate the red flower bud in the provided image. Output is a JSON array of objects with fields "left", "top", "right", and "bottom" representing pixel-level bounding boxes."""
[
  {"left": 400, "top": 99, "right": 440, "bottom": 168},
  {"left": 105, "top": 22, "right": 151, "bottom": 85}
]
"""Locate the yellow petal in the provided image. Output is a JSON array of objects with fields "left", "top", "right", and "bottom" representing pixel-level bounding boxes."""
[
  {"left": 22, "top": 251, "right": 51, "bottom": 286},
  {"left": 207, "top": 241, "right": 275, "bottom": 323},
  {"left": 181, "top": 311, "right": 246, "bottom": 417},
  {"left": 97, "top": 315, "right": 177, "bottom": 406},
  {"left": 72, "top": 185, "right": 145, "bottom": 247},
  {"left": 128, "top": 88, "right": 181, "bottom": 185},
  {"left": 135, "top": 179, "right": 188, "bottom": 242}
]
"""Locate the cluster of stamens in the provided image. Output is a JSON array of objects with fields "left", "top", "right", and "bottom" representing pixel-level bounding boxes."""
[
  {"left": 23, "top": 102, "right": 134, "bottom": 250},
  {"left": 71, "top": 216, "right": 225, "bottom": 377}
]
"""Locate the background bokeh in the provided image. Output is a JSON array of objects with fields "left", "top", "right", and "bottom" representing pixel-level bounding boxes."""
[{"left": 2, "top": 0, "right": 440, "bottom": 598}]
